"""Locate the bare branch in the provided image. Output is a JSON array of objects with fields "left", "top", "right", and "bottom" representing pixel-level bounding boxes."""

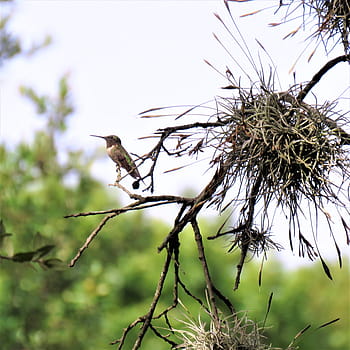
[
  {"left": 111, "top": 234, "right": 177, "bottom": 349},
  {"left": 158, "top": 162, "right": 230, "bottom": 252},
  {"left": 297, "top": 54, "right": 350, "bottom": 102},
  {"left": 191, "top": 219, "right": 219, "bottom": 324},
  {"left": 69, "top": 212, "right": 117, "bottom": 267},
  {"left": 65, "top": 194, "right": 193, "bottom": 219}
]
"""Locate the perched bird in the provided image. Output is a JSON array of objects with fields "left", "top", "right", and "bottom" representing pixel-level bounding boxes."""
[{"left": 91, "top": 134, "right": 141, "bottom": 189}]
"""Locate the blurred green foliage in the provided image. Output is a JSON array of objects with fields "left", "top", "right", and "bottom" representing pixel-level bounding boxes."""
[
  {"left": 1, "top": 5, "right": 349, "bottom": 349},
  {"left": 0, "top": 77, "right": 348, "bottom": 349},
  {"left": 0, "top": 0, "right": 51, "bottom": 66},
  {"left": 0, "top": 14, "right": 21, "bottom": 64}
]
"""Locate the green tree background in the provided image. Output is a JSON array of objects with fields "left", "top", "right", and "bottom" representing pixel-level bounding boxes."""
[
  {"left": 1, "top": 2, "right": 349, "bottom": 350},
  {"left": 1, "top": 78, "right": 349, "bottom": 349}
]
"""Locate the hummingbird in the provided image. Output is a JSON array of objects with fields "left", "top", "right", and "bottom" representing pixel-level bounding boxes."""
[{"left": 90, "top": 135, "right": 141, "bottom": 189}]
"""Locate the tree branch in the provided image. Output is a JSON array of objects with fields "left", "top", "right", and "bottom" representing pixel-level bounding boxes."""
[
  {"left": 297, "top": 54, "right": 350, "bottom": 102},
  {"left": 111, "top": 234, "right": 177, "bottom": 349},
  {"left": 191, "top": 219, "right": 219, "bottom": 325},
  {"left": 157, "top": 161, "right": 231, "bottom": 252},
  {"left": 233, "top": 173, "right": 262, "bottom": 290},
  {"left": 69, "top": 212, "right": 117, "bottom": 267}
]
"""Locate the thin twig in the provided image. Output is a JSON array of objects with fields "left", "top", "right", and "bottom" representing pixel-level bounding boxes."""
[
  {"left": 297, "top": 54, "right": 350, "bottom": 102},
  {"left": 64, "top": 194, "right": 193, "bottom": 218},
  {"left": 153, "top": 232, "right": 181, "bottom": 322},
  {"left": 191, "top": 219, "right": 219, "bottom": 326},
  {"left": 234, "top": 173, "right": 262, "bottom": 290},
  {"left": 149, "top": 324, "right": 178, "bottom": 347},
  {"left": 111, "top": 234, "right": 178, "bottom": 349},
  {"left": 69, "top": 212, "right": 117, "bottom": 267}
]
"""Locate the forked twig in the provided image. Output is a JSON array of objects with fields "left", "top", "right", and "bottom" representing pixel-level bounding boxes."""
[{"left": 112, "top": 237, "right": 174, "bottom": 349}]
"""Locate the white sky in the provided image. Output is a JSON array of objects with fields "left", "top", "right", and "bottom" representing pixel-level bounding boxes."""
[{"left": 1, "top": 0, "right": 349, "bottom": 268}]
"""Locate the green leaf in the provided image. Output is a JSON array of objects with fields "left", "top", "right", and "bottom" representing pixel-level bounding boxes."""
[
  {"left": 12, "top": 251, "right": 36, "bottom": 262},
  {"left": 40, "top": 258, "right": 65, "bottom": 270},
  {"left": 35, "top": 244, "right": 55, "bottom": 258}
]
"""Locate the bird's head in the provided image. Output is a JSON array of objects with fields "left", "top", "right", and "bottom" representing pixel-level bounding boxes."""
[{"left": 90, "top": 134, "right": 121, "bottom": 147}]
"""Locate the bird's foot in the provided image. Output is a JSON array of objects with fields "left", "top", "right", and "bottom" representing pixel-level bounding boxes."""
[{"left": 115, "top": 166, "right": 122, "bottom": 182}]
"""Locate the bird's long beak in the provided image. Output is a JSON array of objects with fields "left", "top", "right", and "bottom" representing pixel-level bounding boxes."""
[{"left": 90, "top": 135, "right": 105, "bottom": 139}]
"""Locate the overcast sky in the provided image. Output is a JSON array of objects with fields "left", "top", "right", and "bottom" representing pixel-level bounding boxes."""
[{"left": 2, "top": 0, "right": 349, "bottom": 267}]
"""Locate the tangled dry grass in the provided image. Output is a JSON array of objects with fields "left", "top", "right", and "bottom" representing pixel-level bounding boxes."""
[
  {"left": 210, "top": 83, "right": 350, "bottom": 218},
  {"left": 172, "top": 303, "right": 298, "bottom": 350},
  {"left": 174, "top": 314, "right": 271, "bottom": 350}
]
